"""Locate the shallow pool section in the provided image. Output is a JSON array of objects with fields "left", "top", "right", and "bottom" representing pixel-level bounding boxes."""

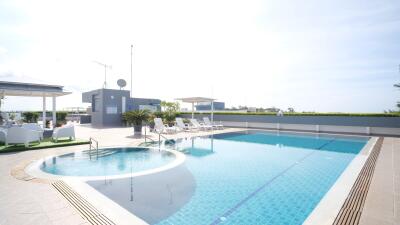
[
  {"left": 40, "top": 147, "right": 175, "bottom": 176},
  {"left": 88, "top": 130, "right": 369, "bottom": 225}
]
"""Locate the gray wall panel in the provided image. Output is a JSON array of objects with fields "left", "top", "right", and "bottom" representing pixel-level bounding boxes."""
[{"left": 182, "top": 114, "right": 400, "bottom": 128}]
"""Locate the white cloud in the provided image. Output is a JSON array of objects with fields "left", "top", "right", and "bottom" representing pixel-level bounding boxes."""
[{"left": 0, "top": 46, "right": 7, "bottom": 55}]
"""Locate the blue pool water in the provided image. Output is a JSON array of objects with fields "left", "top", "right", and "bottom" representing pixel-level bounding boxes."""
[
  {"left": 43, "top": 130, "right": 369, "bottom": 224},
  {"left": 40, "top": 147, "right": 175, "bottom": 176},
  {"left": 152, "top": 131, "right": 368, "bottom": 225}
]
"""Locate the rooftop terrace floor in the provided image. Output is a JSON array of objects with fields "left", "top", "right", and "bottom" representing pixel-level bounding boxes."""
[{"left": 0, "top": 125, "right": 398, "bottom": 225}]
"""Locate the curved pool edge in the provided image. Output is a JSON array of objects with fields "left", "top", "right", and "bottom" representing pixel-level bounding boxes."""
[
  {"left": 25, "top": 146, "right": 186, "bottom": 182},
  {"left": 64, "top": 179, "right": 150, "bottom": 225}
]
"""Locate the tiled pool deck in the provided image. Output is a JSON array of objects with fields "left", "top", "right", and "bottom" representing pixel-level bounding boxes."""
[{"left": 0, "top": 125, "right": 398, "bottom": 225}]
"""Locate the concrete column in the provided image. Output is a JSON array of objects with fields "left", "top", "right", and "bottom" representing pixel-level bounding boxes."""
[
  {"left": 211, "top": 100, "right": 214, "bottom": 131},
  {"left": 42, "top": 95, "right": 46, "bottom": 128},
  {"left": 366, "top": 126, "right": 371, "bottom": 135},
  {"left": 191, "top": 102, "right": 194, "bottom": 119},
  {"left": 122, "top": 96, "right": 126, "bottom": 113},
  {"left": 52, "top": 96, "right": 56, "bottom": 128}
]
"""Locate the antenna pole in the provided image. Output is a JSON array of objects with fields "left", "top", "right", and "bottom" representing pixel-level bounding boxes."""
[
  {"left": 130, "top": 44, "right": 133, "bottom": 98},
  {"left": 104, "top": 64, "right": 107, "bottom": 89}
]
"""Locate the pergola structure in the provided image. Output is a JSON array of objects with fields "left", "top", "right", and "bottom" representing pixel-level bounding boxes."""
[
  {"left": 175, "top": 97, "right": 216, "bottom": 124},
  {"left": 0, "top": 81, "right": 71, "bottom": 128}
]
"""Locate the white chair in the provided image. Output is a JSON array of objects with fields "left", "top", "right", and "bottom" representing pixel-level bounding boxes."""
[
  {"left": 4, "top": 127, "right": 41, "bottom": 147},
  {"left": 176, "top": 117, "right": 196, "bottom": 132},
  {"left": 52, "top": 125, "right": 75, "bottom": 142},
  {"left": 14, "top": 113, "right": 22, "bottom": 122},
  {"left": 1, "top": 112, "right": 9, "bottom": 121},
  {"left": 190, "top": 119, "right": 212, "bottom": 131},
  {"left": 203, "top": 117, "right": 224, "bottom": 129},
  {"left": 0, "top": 128, "right": 7, "bottom": 143},
  {"left": 22, "top": 123, "right": 44, "bottom": 140},
  {"left": 154, "top": 118, "right": 177, "bottom": 134}
]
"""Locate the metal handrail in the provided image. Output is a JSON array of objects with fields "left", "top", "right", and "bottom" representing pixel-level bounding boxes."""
[
  {"left": 158, "top": 133, "right": 176, "bottom": 146},
  {"left": 89, "top": 137, "right": 99, "bottom": 160},
  {"left": 143, "top": 125, "right": 175, "bottom": 149}
]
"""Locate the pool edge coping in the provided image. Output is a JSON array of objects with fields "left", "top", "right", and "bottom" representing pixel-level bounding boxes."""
[
  {"left": 63, "top": 178, "right": 150, "bottom": 225},
  {"left": 303, "top": 136, "right": 378, "bottom": 225}
]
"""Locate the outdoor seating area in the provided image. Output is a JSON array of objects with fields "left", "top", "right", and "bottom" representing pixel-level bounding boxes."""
[{"left": 0, "top": 115, "right": 84, "bottom": 152}]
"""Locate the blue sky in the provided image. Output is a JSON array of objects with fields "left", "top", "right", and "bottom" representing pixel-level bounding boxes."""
[{"left": 0, "top": 0, "right": 399, "bottom": 112}]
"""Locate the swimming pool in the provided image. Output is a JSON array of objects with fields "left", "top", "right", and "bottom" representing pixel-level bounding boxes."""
[
  {"left": 39, "top": 147, "right": 176, "bottom": 176},
  {"left": 87, "top": 130, "right": 369, "bottom": 225}
]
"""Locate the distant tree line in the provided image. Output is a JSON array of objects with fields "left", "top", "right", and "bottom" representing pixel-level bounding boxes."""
[{"left": 224, "top": 106, "right": 297, "bottom": 113}]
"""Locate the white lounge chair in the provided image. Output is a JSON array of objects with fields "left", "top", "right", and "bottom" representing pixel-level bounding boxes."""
[
  {"left": 203, "top": 117, "right": 224, "bottom": 129},
  {"left": 0, "top": 128, "right": 7, "bottom": 143},
  {"left": 22, "top": 123, "right": 44, "bottom": 140},
  {"left": 190, "top": 119, "right": 212, "bottom": 131},
  {"left": 3, "top": 127, "right": 41, "bottom": 147},
  {"left": 52, "top": 125, "right": 75, "bottom": 142},
  {"left": 1, "top": 112, "right": 9, "bottom": 121},
  {"left": 154, "top": 118, "right": 177, "bottom": 134},
  {"left": 176, "top": 117, "right": 196, "bottom": 132}
]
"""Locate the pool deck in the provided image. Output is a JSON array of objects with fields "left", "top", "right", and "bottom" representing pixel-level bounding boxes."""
[
  {"left": 359, "top": 137, "right": 400, "bottom": 225},
  {"left": 0, "top": 125, "right": 398, "bottom": 225}
]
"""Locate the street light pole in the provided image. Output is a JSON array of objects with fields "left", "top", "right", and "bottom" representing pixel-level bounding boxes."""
[{"left": 130, "top": 44, "right": 133, "bottom": 98}]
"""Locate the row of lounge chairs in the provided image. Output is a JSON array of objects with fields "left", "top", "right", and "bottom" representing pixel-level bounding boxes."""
[{"left": 154, "top": 117, "right": 224, "bottom": 134}]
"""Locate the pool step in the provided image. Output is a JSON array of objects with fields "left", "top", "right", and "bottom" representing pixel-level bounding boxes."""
[
  {"left": 332, "top": 137, "right": 384, "bottom": 225},
  {"left": 52, "top": 180, "right": 115, "bottom": 225},
  {"left": 80, "top": 149, "right": 119, "bottom": 159},
  {"left": 138, "top": 142, "right": 156, "bottom": 147}
]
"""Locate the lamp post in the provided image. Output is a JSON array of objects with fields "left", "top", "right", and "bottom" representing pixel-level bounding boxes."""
[{"left": 130, "top": 44, "right": 133, "bottom": 98}]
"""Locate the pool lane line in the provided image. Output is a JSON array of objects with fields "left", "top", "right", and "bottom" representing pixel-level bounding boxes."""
[
  {"left": 209, "top": 151, "right": 316, "bottom": 225},
  {"left": 316, "top": 138, "right": 336, "bottom": 150},
  {"left": 209, "top": 138, "right": 337, "bottom": 225}
]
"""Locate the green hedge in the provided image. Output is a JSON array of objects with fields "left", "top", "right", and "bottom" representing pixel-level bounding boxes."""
[
  {"left": 180, "top": 112, "right": 400, "bottom": 117},
  {"left": 22, "top": 112, "right": 39, "bottom": 123}
]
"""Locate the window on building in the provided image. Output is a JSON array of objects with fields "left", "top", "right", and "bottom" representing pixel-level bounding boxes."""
[{"left": 92, "top": 94, "right": 100, "bottom": 112}]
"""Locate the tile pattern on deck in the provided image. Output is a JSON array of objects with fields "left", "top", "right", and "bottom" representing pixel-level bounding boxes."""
[
  {"left": 52, "top": 181, "right": 115, "bottom": 225},
  {"left": 358, "top": 137, "right": 400, "bottom": 225},
  {"left": 333, "top": 137, "right": 383, "bottom": 225}
]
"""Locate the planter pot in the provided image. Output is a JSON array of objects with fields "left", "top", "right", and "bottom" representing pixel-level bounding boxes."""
[{"left": 133, "top": 125, "right": 142, "bottom": 136}]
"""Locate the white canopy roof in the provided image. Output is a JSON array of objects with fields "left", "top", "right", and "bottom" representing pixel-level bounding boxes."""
[
  {"left": 0, "top": 81, "right": 71, "bottom": 97},
  {"left": 175, "top": 97, "right": 216, "bottom": 103},
  {"left": 0, "top": 81, "right": 71, "bottom": 128},
  {"left": 175, "top": 97, "right": 216, "bottom": 121}
]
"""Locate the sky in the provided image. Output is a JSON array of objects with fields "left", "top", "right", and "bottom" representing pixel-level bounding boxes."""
[{"left": 0, "top": 0, "right": 399, "bottom": 112}]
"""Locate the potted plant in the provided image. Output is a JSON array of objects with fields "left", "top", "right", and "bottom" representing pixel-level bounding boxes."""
[
  {"left": 147, "top": 113, "right": 156, "bottom": 129},
  {"left": 123, "top": 110, "right": 150, "bottom": 136},
  {"left": 164, "top": 112, "right": 177, "bottom": 126}
]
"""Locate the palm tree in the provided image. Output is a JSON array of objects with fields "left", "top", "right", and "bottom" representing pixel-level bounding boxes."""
[{"left": 122, "top": 110, "right": 150, "bottom": 136}]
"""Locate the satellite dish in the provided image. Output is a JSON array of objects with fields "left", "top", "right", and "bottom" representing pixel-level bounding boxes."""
[{"left": 117, "top": 79, "right": 127, "bottom": 89}]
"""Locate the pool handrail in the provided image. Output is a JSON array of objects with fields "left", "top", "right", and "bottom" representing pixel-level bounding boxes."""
[{"left": 89, "top": 137, "right": 99, "bottom": 160}]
